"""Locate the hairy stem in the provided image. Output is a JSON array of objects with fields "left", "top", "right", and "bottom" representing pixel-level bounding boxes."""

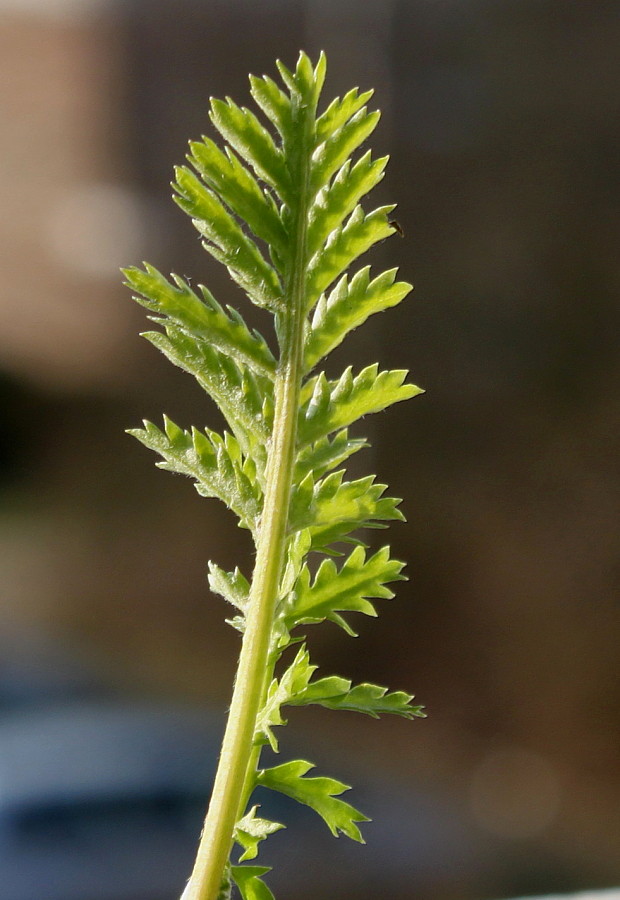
[{"left": 180, "top": 93, "right": 314, "bottom": 900}]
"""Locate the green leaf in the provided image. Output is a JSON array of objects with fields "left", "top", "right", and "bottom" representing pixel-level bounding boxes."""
[
  {"left": 127, "top": 53, "right": 422, "bottom": 897},
  {"left": 173, "top": 166, "right": 283, "bottom": 312},
  {"left": 257, "top": 760, "right": 369, "bottom": 841},
  {"left": 304, "top": 266, "right": 412, "bottom": 372},
  {"left": 306, "top": 151, "right": 388, "bottom": 259},
  {"left": 315, "top": 86, "right": 374, "bottom": 144},
  {"left": 294, "top": 428, "right": 368, "bottom": 483},
  {"left": 255, "top": 646, "right": 316, "bottom": 750},
  {"left": 210, "top": 97, "right": 292, "bottom": 202},
  {"left": 234, "top": 807, "right": 285, "bottom": 862},
  {"left": 188, "top": 138, "right": 287, "bottom": 256},
  {"left": 291, "top": 679, "right": 425, "bottom": 720},
  {"left": 284, "top": 545, "right": 405, "bottom": 634},
  {"left": 208, "top": 562, "right": 250, "bottom": 612},
  {"left": 311, "top": 105, "right": 380, "bottom": 192},
  {"left": 278, "top": 529, "right": 312, "bottom": 602},
  {"left": 305, "top": 205, "right": 396, "bottom": 310},
  {"left": 128, "top": 418, "right": 262, "bottom": 533},
  {"left": 143, "top": 325, "right": 272, "bottom": 462},
  {"left": 290, "top": 470, "right": 404, "bottom": 551},
  {"left": 124, "top": 264, "right": 276, "bottom": 377},
  {"left": 249, "top": 73, "right": 293, "bottom": 141},
  {"left": 230, "top": 866, "right": 275, "bottom": 900},
  {"left": 298, "top": 365, "right": 423, "bottom": 446}
]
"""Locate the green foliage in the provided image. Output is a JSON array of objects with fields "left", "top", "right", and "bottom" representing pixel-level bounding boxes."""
[
  {"left": 125, "top": 51, "right": 424, "bottom": 900},
  {"left": 257, "top": 760, "right": 369, "bottom": 842}
]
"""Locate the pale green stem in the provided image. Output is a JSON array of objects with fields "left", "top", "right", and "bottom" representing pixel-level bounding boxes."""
[{"left": 180, "top": 95, "right": 313, "bottom": 900}]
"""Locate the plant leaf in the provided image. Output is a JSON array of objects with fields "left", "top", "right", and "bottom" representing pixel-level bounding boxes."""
[
  {"left": 293, "top": 428, "right": 368, "bottom": 483},
  {"left": 188, "top": 138, "right": 287, "bottom": 256},
  {"left": 128, "top": 418, "right": 262, "bottom": 533},
  {"left": 284, "top": 545, "right": 405, "bottom": 634},
  {"left": 315, "top": 86, "right": 374, "bottom": 144},
  {"left": 304, "top": 266, "right": 412, "bottom": 372},
  {"left": 143, "top": 325, "right": 272, "bottom": 462},
  {"left": 305, "top": 205, "right": 396, "bottom": 310},
  {"left": 289, "top": 470, "right": 404, "bottom": 551},
  {"left": 298, "top": 365, "right": 422, "bottom": 446},
  {"left": 230, "top": 866, "right": 275, "bottom": 900},
  {"left": 306, "top": 151, "right": 388, "bottom": 259},
  {"left": 123, "top": 263, "right": 276, "bottom": 377},
  {"left": 173, "top": 166, "right": 283, "bottom": 312},
  {"left": 311, "top": 105, "right": 380, "bottom": 193},
  {"left": 234, "top": 806, "right": 285, "bottom": 862},
  {"left": 208, "top": 563, "right": 251, "bottom": 612},
  {"left": 210, "top": 97, "right": 292, "bottom": 202},
  {"left": 255, "top": 646, "right": 316, "bottom": 750},
  {"left": 249, "top": 73, "right": 293, "bottom": 141},
  {"left": 257, "top": 760, "right": 369, "bottom": 841},
  {"left": 291, "top": 679, "right": 425, "bottom": 719}
]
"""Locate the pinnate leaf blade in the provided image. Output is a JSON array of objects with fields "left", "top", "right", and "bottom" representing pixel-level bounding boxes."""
[
  {"left": 284, "top": 545, "right": 405, "bottom": 632},
  {"left": 315, "top": 86, "right": 374, "bottom": 144},
  {"left": 210, "top": 97, "right": 291, "bottom": 202},
  {"left": 306, "top": 151, "right": 388, "bottom": 259},
  {"left": 257, "top": 760, "right": 369, "bottom": 841},
  {"left": 299, "top": 365, "right": 423, "bottom": 446},
  {"left": 289, "top": 471, "right": 405, "bottom": 552},
  {"left": 311, "top": 105, "right": 380, "bottom": 193},
  {"left": 305, "top": 205, "right": 396, "bottom": 310},
  {"left": 188, "top": 138, "right": 287, "bottom": 256},
  {"left": 292, "top": 679, "right": 425, "bottom": 719},
  {"left": 123, "top": 263, "right": 276, "bottom": 377},
  {"left": 173, "top": 165, "right": 283, "bottom": 312},
  {"left": 304, "top": 266, "right": 412, "bottom": 372},
  {"left": 128, "top": 418, "right": 262, "bottom": 533}
]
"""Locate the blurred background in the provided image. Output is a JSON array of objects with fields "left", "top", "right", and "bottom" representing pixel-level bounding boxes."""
[{"left": 0, "top": 0, "right": 619, "bottom": 898}]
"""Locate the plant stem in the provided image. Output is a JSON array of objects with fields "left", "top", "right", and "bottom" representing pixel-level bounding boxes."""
[{"left": 180, "top": 93, "right": 313, "bottom": 900}]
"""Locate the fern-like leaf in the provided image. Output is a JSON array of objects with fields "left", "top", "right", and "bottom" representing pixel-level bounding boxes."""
[
  {"left": 234, "top": 807, "right": 285, "bottom": 862},
  {"left": 293, "top": 428, "right": 368, "bottom": 483},
  {"left": 124, "top": 263, "right": 276, "bottom": 377},
  {"left": 289, "top": 470, "right": 404, "bottom": 552},
  {"left": 188, "top": 138, "right": 287, "bottom": 255},
  {"left": 284, "top": 545, "right": 405, "bottom": 634},
  {"left": 127, "top": 52, "right": 424, "bottom": 900},
  {"left": 304, "top": 266, "right": 412, "bottom": 372},
  {"left": 315, "top": 86, "right": 374, "bottom": 143},
  {"left": 209, "top": 97, "right": 292, "bottom": 202},
  {"left": 208, "top": 563, "right": 251, "bottom": 613},
  {"left": 291, "top": 679, "right": 425, "bottom": 720},
  {"left": 230, "top": 866, "right": 275, "bottom": 900},
  {"left": 128, "top": 418, "right": 262, "bottom": 533},
  {"left": 298, "top": 365, "right": 422, "bottom": 446},
  {"left": 306, "top": 151, "right": 388, "bottom": 258},
  {"left": 305, "top": 204, "right": 396, "bottom": 310},
  {"left": 173, "top": 166, "right": 284, "bottom": 312},
  {"left": 310, "top": 104, "right": 381, "bottom": 194},
  {"left": 257, "top": 760, "right": 369, "bottom": 842},
  {"left": 143, "top": 326, "right": 272, "bottom": 462}
]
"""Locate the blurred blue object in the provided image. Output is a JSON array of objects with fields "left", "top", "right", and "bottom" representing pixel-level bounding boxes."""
[
  {"left": 0, "top": 633, "right": 219, "bottom": 899},
  {"left": 0, "top": 632, "right": 476, "bottom": 900}
]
